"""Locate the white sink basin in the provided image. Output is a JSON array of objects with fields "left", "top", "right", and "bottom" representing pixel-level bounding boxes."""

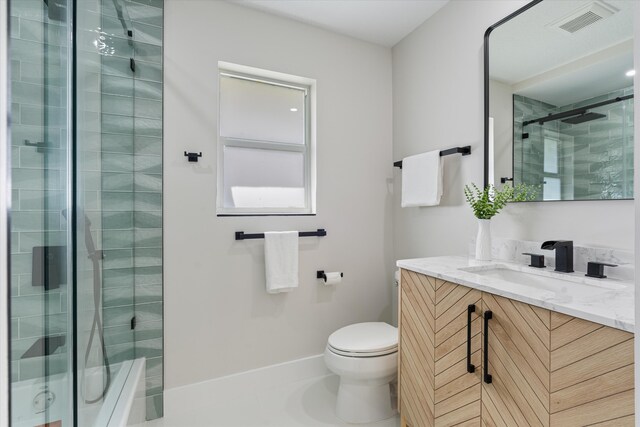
[{"left": 459, "top": 265, "right": 627, "bottom": 293}]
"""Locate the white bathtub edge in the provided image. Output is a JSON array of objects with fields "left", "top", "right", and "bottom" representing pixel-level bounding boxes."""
[{"left": 107, "top": 358, "right": 146, "bottom": 427}]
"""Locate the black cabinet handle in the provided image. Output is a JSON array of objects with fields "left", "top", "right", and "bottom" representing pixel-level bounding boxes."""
[
  {"left": 483, "top": 310, "right": 493, "bottom": 384},
  {"left": 467, "top": 304, "right": 476, "bottom": 373}
]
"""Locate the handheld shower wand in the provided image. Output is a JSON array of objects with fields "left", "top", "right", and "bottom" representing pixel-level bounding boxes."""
[{"left": 63, "top": 209, "right": 111, "bottom": 403}]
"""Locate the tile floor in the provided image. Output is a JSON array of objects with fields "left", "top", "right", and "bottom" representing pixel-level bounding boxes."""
[{"left": 138, "top": 374, "right": 400, "bottom": 427}]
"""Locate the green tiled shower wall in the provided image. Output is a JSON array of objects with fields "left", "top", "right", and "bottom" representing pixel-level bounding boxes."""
[
  {"left": 514, "top": 86, "right": 634, "bottom": 200},
  {"left": 10, "top": 0, "right": 72, "bottom": 389},
  {"left": 100, "top": 0, "right": 164, "bottom": 420},
  {"left": 513, "top": 95, "right": 558, "bottom": 195},
  {"left": 9, "top": 0, "right": 163, "bottom": 421}
]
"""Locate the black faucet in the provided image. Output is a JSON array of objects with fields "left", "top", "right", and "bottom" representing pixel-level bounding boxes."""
[{"left": 541, "top": 240, "right": 574, "bottom": 273}]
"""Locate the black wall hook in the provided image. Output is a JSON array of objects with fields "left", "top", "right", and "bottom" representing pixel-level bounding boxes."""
[{"left": 184, "top": 151, "right": 202, "bottom": 162}]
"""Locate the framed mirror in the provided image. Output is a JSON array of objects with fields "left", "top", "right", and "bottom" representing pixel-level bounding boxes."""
[{"left": 484, "top": 0, "right": 634, "bottom": 201}]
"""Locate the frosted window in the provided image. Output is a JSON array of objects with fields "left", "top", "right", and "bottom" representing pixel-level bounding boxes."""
[
  {"left": 220, "top": 75, "right": 305, "bottom": 144},
  {"left": 544, "top": 138, "right": 558, "bottom": 174},
  {"left": 543, "top": 177, "right": 561, "bottom": 201},
  {"left": 217, "top": 68, "right": 313, "bottom": 214},
  {"left": 223, "top": 147, "right": 305, "bottom": 209}
]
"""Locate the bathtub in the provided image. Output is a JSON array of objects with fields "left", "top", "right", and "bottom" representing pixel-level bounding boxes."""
[{"left": 11, "top": 358, "right": 146, "bottom": 427}]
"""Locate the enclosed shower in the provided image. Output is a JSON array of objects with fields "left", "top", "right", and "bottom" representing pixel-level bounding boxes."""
[
  {"left": 513, "top": 89, "right": 634, "bottom": 201},
  {"left": 4, "top": 0, "right": 164, "bottom": 425}
]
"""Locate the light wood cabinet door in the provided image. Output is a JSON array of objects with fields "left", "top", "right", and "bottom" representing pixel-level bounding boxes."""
[
  {"left": 481, "top": 293, "right": 551, "bottom": 427},
  {"left": 548, "top": 311, "right": 634, "bottom": 426},
  {"left": 399, "top": 269, "right": 437, "bottom": 427},
  {"left": 399, "top": 269, "right": 482, "bottom": 427},
  {"left": 433, "top": 277, "right": 482, "bottom": 425},
  {"left": 481, "top": 293, "right": 635, "bottom": 427}
]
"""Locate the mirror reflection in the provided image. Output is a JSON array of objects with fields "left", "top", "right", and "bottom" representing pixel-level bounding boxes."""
[{"left": 488, "top": 0, "right": 634, "bottom": 201}]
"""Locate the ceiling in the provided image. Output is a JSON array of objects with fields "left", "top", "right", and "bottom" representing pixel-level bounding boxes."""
[
  {"left": 489, "top": 0, "right": 634, "bottom": 106},
  {"left": 227, "top": 0, "right": 449, "bottom": 47}
]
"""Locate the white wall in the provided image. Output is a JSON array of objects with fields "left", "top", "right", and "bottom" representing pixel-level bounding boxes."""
[
  {"left": 392, "top": 0, "right": 635, "bottom": 264},
  {"left": 489, "top": 79, "right": 513, "bottom": 186},
  {"left": 164, "top": 0, "right": 393, "bottom": 388}
]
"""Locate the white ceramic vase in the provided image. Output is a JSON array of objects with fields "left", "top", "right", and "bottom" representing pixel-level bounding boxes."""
[{"left": 475, "top": 219, "right": 492, "bottom": 261}]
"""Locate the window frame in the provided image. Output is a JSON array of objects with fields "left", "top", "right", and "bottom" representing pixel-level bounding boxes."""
[
  {"left": 216, "top": 68, "right": 314, "bottom": 216},
  {"left": 542, "top": 135, "right": 562, "bottom": 201}
]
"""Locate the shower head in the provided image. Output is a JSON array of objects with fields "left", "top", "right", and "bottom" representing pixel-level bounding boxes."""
[{"left": 561, "top": 112, "right": 606, "bottom": 125}]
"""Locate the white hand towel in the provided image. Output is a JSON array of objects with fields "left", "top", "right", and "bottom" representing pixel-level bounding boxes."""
[
  {"left": 401, "top": 150, "right": 444, "bottom": 207},
  {"left": 264, "top": 231, "right": 299, "bottom": 294}
]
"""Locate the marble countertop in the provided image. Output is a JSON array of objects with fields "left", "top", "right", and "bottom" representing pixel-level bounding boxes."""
[{"left": 397, "top": 256, "right": 634, "bottom": 332}]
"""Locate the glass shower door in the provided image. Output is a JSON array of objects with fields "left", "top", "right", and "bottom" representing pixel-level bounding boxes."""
[
  {"left": 8, "top": 0, "right": 163, "bottom": 423},
  {"left": 76, "top": 0, "right": 136, "bottom": 424},
  {"left": 10, "top": 0, "right": 137, "bottom": 425},
  {"left": 9, "top": 0, "right": 73, "bottom": 425}
]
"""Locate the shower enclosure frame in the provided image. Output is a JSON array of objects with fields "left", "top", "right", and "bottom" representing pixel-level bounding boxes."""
[
  {"left": 3, "top": 1, "right": 165, "bottom": 423},
  {"left": 1, "top": 0, "right": 10, "bottom": 424}
]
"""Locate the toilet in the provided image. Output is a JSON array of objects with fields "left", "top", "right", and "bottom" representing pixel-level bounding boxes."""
[{"left": 324, "top": 322, "right": 398, "bottom": 424}]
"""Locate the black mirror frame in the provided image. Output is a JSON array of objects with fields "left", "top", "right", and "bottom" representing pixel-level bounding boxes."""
[{"left": 483, "top": 0, "right": 544, "bottom": 188}]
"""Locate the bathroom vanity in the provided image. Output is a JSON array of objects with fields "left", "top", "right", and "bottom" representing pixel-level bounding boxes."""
[{"left": 396, "top": 256, "right": 634, "bottom": 427}]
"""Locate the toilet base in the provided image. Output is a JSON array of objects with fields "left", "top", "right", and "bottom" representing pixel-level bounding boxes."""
[{"left": 335, "top": 380, "right": 395, "bottom": 424}]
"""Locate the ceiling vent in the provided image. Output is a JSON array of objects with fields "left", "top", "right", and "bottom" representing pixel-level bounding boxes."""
[{"left": 548, "top": 2, "right": 618, "bottom": 34}]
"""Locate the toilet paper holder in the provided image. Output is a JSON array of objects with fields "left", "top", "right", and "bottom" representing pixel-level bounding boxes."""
[{"left": 317, "top": 270, "right": 344, "bottom": 281}]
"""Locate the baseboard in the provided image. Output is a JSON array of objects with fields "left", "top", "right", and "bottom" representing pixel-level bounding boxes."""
[{"left": 164, "top": 354, "right": 329, "bottom": 409}]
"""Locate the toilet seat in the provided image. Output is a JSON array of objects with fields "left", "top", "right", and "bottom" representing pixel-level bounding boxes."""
[
  {"left": 327, "top": 345, "right": 397, "bottom": 358},
  {"left": 327, "top": 322, "right": 398, "bottom": 358}
]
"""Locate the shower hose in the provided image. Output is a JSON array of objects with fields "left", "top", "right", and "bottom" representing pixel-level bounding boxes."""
[{"left": 78, "top": 213, "right": 112, "bottom": 404}]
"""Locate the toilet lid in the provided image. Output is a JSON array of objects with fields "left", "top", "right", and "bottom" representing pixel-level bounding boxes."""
[{"left": 328, "top": 322, "right": 398, "bottom": 354}]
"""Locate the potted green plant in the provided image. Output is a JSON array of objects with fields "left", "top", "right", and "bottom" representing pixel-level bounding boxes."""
[{"left": 464, "top": 183, "right": 534, "bottom": 260}]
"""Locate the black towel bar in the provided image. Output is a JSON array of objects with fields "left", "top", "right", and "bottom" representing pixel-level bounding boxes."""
[
  {"left": 235, "top": 229, "right": 327, "bottom": 240},
  {"left": 394, "top": 145, "right": 471, "bottom": 169}
]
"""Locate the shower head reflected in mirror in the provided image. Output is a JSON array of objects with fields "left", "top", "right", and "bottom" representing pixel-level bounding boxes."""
[{"left": 561, "top": 112, "right": 606, "bottom": 125}]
